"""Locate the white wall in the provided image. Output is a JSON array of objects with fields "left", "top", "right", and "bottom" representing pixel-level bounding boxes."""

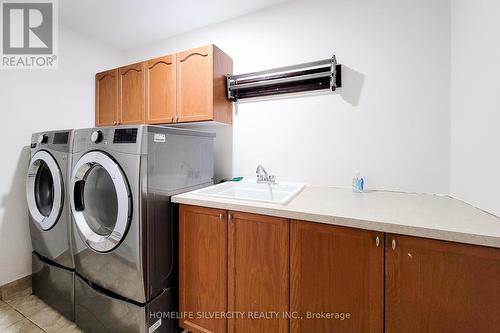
[
  {"left": 450, "top": 0, "right": 500, "bottom": 217},
  {"left": 124, "top": 0, "right": 451, "bottom": 194},
  {"left": 0, "top": 0, "right": 466, "bottom": 286},
  {"left": 0, "top": 25, "right": 122, "bottom": 286}
]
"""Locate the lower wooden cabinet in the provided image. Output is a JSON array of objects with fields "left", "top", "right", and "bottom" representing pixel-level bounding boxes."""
[
  {"left": 179, "top": 205, "right": 289, "bottom": 333},
  {"left": 386, "top": 234, "right": 500, "bottom": 333},
  {"left": 179, "top": 204, "right": 500, "bottom": 333},
  {"left": 179, "top": 205, "right": 227, "bottom": 333},
  {"left": 228, "top": 212, "right": 289, "bottom": 333},
  {"left": 290, "top": 220, "right": 384, "bottom": 333}
]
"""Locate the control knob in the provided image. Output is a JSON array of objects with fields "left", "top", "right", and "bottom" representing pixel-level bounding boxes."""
[
  {"left": 37, "top": 134, "right": 48, "bottom": 144},
  {"left": 91, "top": 130, "right": 103, "bottom": 143}
]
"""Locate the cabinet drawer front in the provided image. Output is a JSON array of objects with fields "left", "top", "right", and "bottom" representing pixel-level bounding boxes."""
[
  {"left": 177, "top": 45, "right": 213, "bottom": 122},
  {"left": 291, "top": 220, "right": 384, "bottom": 333},
  {"left": 386, "top": 234, "right": 500, "bottom": 333},
  {"left": 145, "top": 55, "right": 176, "bottom": 124},
  {"left": 179, "top": 205, "right": 227, "bottom": 333},
  {"left": 118, "top": 62, "right": 145, "bottom": 124},
  {"left": 228, "top": 211, "right": 289, "bottom": 333}
]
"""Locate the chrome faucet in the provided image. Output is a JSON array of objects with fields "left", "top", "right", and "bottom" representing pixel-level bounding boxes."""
[{"left": 256, "top": 164, "right": 276, "bottom": 184}]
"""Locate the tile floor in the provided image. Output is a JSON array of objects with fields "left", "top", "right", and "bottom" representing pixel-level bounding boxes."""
[{"left": 0, "top": 294, "right": 82, "bottom": 333}]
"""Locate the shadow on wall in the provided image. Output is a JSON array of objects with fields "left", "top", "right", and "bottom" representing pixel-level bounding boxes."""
[
  {"left": 231, "top": 64, "right": 365, "bottom": 108},
  {"left": 335, "top": 65, "right": 366, "bottom": 107},
  {"left": 0, "top": 146, "right": 31, "bottom": 285}
]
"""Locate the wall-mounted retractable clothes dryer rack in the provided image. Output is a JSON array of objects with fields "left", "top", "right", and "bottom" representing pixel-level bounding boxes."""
[{"left": 226, "top": 55, "right": 341, "bottom": 102}]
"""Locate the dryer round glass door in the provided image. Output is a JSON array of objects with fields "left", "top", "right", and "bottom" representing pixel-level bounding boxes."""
[
  {"left": 70, "top": 151, "right": 131, "bottom": 253},
  {"left": 26, "top": 150, "right": 63, "bottom": 230}
]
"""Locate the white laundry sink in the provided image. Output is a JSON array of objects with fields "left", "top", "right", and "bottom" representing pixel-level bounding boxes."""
[{"left": 191, "top": 180, "right": 305, "bottom": 205}]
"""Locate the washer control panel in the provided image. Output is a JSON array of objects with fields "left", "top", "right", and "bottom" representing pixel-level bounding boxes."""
[{"left": 53, "top": 132, "right": 69, "bottom": 144}]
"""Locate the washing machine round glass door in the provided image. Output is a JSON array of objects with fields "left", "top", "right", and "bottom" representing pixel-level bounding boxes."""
[
  {"left": 26, "top": 150, "right": 64, "bottom": 230},
  {"left": 70, "top": 151, "right": 131, "bottom": 253}
]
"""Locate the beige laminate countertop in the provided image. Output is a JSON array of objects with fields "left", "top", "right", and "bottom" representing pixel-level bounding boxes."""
[{"left": 172, "top": 186, "right": 500, "bottom": 248}]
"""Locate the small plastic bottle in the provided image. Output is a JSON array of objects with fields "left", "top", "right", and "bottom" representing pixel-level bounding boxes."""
[{"left": 352, "top": 171, "right": 364, "bottom": 193}]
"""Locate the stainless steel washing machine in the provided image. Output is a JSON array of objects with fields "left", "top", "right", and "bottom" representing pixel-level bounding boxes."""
[
  {"left": 69, "top": 125, "right": 214, "bottom": 333},
  {"left": 26, "top": 130, "right": 75, "bottom": 321}
]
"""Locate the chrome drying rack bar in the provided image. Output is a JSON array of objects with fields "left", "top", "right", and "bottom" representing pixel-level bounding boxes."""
[{"left": 226, "top": 55, "right": 341, "bottom": 102}]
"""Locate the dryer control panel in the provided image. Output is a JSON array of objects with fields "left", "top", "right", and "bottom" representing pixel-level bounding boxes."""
[{"left": 113, "top": 128, "right": 138, "bottom": 143}]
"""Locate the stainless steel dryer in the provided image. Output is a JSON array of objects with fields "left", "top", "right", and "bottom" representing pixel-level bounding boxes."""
[
  {"left": 69, "top": 125, "right": 214, "bottom": 333},
  {"left": 26, "top": 130, "right": 75, "bottom": 321}
]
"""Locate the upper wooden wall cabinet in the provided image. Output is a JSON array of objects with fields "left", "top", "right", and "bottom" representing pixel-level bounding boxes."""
[
  {"left": 119, "top": 62, "right": 145, "bottom": 125},
  {"left": 145, "top": 55, "right": 176, "bottom": 124},
  {"left": 176, "top": 45, "right": 233, "bottom": 124},
  {"left": 95, "top": 44, "right": 233, "bottom": 127},
  {"left": 95, "top": 69, "right": 118, "bottom": 126}
]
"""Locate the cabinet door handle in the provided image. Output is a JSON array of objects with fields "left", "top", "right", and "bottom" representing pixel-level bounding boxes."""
[
  {"left": 174, "top": 116, "right": 178, "bottom": 122},
  {"left": 219, "top": 213, "right": 224, "bottom": 221},
  {"left": 228, "top": 213, "right": 232, "bottom": 222},
  {"left": 392, "top": 239, "right": 397, "bottom": 250},
  {"left": 375, "top": 236, "right": 380, "bottom": 247}
]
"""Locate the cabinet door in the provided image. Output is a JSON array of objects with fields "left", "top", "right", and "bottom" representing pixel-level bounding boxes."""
[
  {"left": 179, "top": 205, "right": 227, "bottom": 333},
  {"left": 386, "top": 234, "right": 500, "bottom": 333},
  {"left": 290, "top": 220, "right": 384, "bottom": 333},
  {"left": 95, "top": 69, "right": 118, "bottom": 126},
  {"left": 177, "top": 45, "right": 213, "bottom": 122},
  {"left": 118, "top": 62, "right": 145, "bottom": 124},
  {"left": 145, "top": 55, "right": 177, "bottom": 124},
  {"left": 228, "top": 211, "right": 289, "bottom": 333}
]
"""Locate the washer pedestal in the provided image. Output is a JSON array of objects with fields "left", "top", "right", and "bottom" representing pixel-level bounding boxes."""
[
  {"left": 75, "top": 275, "right": 177, "bottom": 333},
  {"left": 32, "top": 252, "right": 74, "bottom": 321}
]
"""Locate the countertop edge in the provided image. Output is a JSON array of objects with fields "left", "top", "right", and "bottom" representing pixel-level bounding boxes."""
[{"left": 172, "top": 195, "right": 500, "bottom": 249}]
